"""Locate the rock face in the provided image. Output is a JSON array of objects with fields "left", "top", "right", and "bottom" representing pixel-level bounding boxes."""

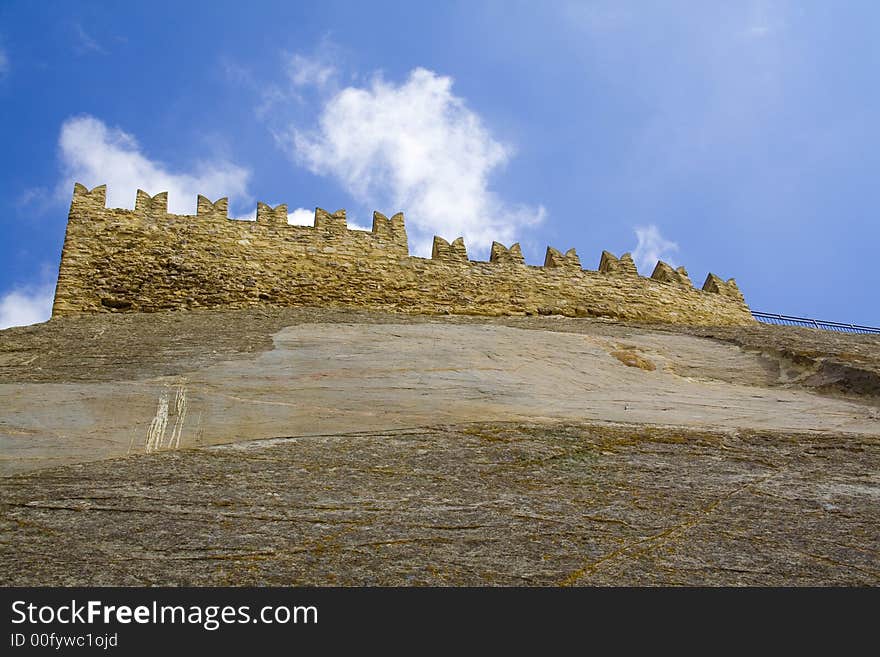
[
  {"left": 2, "top": 421, "right": 877, "bottom": 586},
  {"left": 1, "top": 309, "right": 878, "bottom": 585},
  {"left": 2, "top": 308, "right": 878, "bottom": 477},
  {"left": 52, "top": 184, "right": 755, "bottom": 326}
]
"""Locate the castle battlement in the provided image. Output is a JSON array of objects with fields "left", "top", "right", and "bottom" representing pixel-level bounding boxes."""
[{"left": 52, "top": 183, "right": 753, "bottom": 325}]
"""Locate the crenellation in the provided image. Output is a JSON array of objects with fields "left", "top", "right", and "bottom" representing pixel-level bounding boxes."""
[
  {"left": 431, "top": 236, "right": 469, "bottom": 263},
  {"left": 389, "top": 212, "right": 405, "bottom": 235},
  {"left": 52, "top": 183, "right": 755, "bottom": 326},
  {"left": 371, "top": 211, "right": 392, "bottom": 237},
  {"left": 197, "top": 195, "right": 229, "bottom": 219},
  {"left": 651, "top": 261, "right": 692, "bottom": 287},
  {"left": 544, "top": 247, "right": 580, "bottom": 269},
  {"left": 675, "top": 266, "right": 692, "bottom": 286},
  {"left": 490, "top": 241, "right": 525, "bottom": 265},
  {"left": 72, "top": 183, "right": 107, "bottom": 213},
  {"left": 598, "top": 250, "right": 639, "bottom": 276},
  {"left": 256, "top": 202, "right": 288, "bottom": 226},
  {"left": 314, "top": 207, "right": 347, "bottom": 232},
  {"left": 371, "top": 211, "right": 409, "bottom": 253},
  {"left": 702, "top": 274, "right": 745, "bottom": 302},
  {"left": 134, "top": 190, "right": 168, "bottom": 217}
]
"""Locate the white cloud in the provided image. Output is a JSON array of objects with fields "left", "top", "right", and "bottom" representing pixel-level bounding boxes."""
[
  {"left": 0, "top": 47, "right": 9, "bottom": 77},
  {"left": 286, "top": 53, "right": 336, "bottom": 89},
  {"left": 231, "top": 207, "right": 371, "bottom": 231},
  {"left": 287, "top": 207, "right": 315, "bottom": 225},
  {"left": 0, "top": 284, "right": 54, "bottom": 329},
  {"left": 632, "top": 225, "right": 679, "bottom": 274},
  {"left": 284, "top": 67, "right": 545, "bottom": 257},
  {"left": 286, "top": 207, "right": 369, "bottom": 231},
  {"left": 58, "top": 115, "right": 251, "bottom": 214}
]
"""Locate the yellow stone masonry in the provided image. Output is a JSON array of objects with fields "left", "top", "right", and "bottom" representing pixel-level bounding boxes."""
[{"left": 52, "top": 183, "right": 754, "bottom": 325}]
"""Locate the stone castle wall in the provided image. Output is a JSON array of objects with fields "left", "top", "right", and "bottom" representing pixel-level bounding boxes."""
[{"left": 52, "top": 184, "right": 754, "bottom": 326}]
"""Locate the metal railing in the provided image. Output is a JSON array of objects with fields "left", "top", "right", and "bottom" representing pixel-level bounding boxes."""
[{"left": 752, "top": 311, "right": 880, "bottom": 334}]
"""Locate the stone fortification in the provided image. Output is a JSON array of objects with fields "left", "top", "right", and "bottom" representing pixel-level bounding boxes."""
[{"left": 52, "top": 184, "right": 753, "bottom": 325}]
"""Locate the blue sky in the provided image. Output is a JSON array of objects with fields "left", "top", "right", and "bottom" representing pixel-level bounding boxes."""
[{"left": 1, "top": 0, "right": 878, "bottom": 328}]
